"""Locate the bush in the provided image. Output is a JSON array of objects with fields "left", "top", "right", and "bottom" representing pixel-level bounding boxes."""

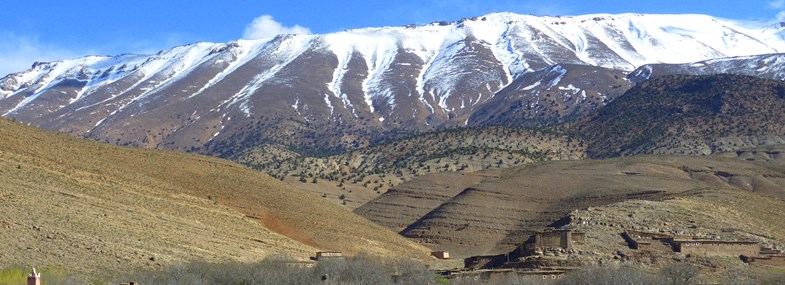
[
  {"left": 117, "top": 254, "right": 437, "bottom": 285},
  {"left": 556, "top": 267, "right": 664, "bottom": 285},
  {"left": 762, "top": 272, "right": 785, "bottom": 285},
  {"left": 661, "top": 262, "right": 700, "bottom": 285}
]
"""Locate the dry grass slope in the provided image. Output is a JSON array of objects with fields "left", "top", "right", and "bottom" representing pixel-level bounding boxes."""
[{"left": 0, "top": 118, "right": 431, "bottom": 277}]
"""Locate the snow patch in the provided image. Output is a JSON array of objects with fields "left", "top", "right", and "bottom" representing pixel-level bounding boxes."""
[
  {"left": 221, "top": 35, "right": 315, "bottom": 113},
  {"left": 189, "top": 39, "right": 271, "bottom": 99},
  {"left": 520, "top": 81, "right": 541, "bottom": 91}
]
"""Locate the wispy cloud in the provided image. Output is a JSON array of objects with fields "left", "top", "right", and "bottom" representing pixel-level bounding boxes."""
[
  {"left": 769, "top": 0, "right": 785, "bottom": 21},
  {"left": 242, "top": 15, "right": 311, "bottom": 40},
  {"left": 0, "top": 33, "right": 83, "bottom": 76}
]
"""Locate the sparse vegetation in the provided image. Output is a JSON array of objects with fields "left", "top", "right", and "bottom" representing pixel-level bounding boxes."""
[
  {"left": 240, "top": 126, "right": 585, "bottom": 199},
  {"left": 113, "top": 255, "right": 436, "bottom": 285},
  {"left": 574, "top": 74, "right": 785, "bottom": 158},
  {"left": 5, "top": 258, "right": 778, "bottom": 285}
]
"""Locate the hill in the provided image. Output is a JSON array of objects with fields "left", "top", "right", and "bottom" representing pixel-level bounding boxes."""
[
  {"left": 0, "top": 118, "right": 431, "bottom": 277},
  {"left": 355, "top": 148, "right": 785, "bottom": 257},
  {"left": 244, "top": 126, "right": 585, "bottom": 208},
  {"left": 574, "top": 74, "right": 785, "bottom": 158}
]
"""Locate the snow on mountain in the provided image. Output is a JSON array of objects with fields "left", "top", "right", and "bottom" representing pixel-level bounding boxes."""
[
  {"left": 629, "top": 53, "right": 785, "bottom": 82},
  {"left": 1, "top": 12, "right": 785, "bottom": 153}
]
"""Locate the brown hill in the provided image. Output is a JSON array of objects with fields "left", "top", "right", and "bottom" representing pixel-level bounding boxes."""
[
  {"left": 0, "top": 118, "right": 431, "bottom": 277},
  {"left": 356, "top": 148, "right": 785, "bottom": 258}
]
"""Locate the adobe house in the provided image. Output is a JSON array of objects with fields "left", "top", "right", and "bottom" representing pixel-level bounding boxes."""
[
  {"left": 315, "top": 251, "right": 344, "bottom": 260},
  {"left": 740, "top": 247, "right": 785, "bottom": 267},
  {"left": 524, "top": 228, "right": 585, "bottom": 252},
  {"left": 742, "top": 255, "right": 785, "bottom": 267},
  {"left": 431, "top": 251, "right": 450, "bottom": 259},
  {"left": 671, "top": 239, "right": 759, "bottom": 257},
  {"left": 622, "top": 230, "right": 689, "bottom": 252},
  {"left": 623, "top": 229, "right": 760, "bottom": 257}
]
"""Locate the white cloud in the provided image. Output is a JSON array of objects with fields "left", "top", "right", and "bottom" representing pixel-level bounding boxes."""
[
  {"left": 0, "top": 33, "right": 82, "bottom": 77},
  {"left": 242, "top": 15, "right": 311, "bottom": 40},
  {"left": 778, "top": 11, "right": 785, "bottom": 21},
  {"left": 771, "top": 0, "right": 785, "bottom": 9}
]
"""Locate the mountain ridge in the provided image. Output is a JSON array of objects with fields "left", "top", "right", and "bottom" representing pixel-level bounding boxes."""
[{"left": 2, "top": 12, "right": 784, "bottom": 159}]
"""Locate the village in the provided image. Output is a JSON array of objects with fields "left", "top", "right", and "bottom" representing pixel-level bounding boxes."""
[
  {"left": 430, "top": 226, "right": 785, "bottom": 282},
  {"left": 18, "top": 222, "right": 785, "bottom": 285}
]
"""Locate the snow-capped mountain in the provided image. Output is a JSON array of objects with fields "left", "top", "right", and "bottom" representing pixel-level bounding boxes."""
[
  {"left": 628, "top": 53, "right": 785, "bottom": 82},
  {"left": 1, "top": 13, "right": 785, "bottom": 155}
]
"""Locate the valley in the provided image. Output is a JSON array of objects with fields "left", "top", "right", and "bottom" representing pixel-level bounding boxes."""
[{"left": 2, "top": 9, "right": 785, "bottom": 283}]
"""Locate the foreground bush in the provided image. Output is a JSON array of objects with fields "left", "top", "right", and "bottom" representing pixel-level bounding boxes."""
[
  {"left": 8, "top": 257, "right": 785, "bottom": 284},
  {"left": 118, "top": 254, "right": 437, "bottom": 285}
]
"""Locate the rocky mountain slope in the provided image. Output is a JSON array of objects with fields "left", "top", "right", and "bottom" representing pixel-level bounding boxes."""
[
  {"left": 0, "top": 118, "right": 431, "bottom": 276},
  {"left": 628, "top": 53, "right": 785, "bottom": 83},
  {"left": 278, "top": 72, "right": 785, "bottom": 208},
  {"left": 355, "top": 147, "right": 785, "bottom": 258},
  {"left": 1, "top": 13, "right": 784, "bottom": 158},
  {"left": 574, "top": 74, "right": 785, "bottom": 158}
]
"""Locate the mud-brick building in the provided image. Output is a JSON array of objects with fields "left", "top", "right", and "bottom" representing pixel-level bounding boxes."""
[
  {"left": 742, "top": 255, "right": 785, "bottom": 266},
  {"left": 622, "top": 230, "right": 689, "bottom": 252},
  {"left": 431, "top": 251, "right": 450, "bottom": 259},
  {"left": 671, "top": 239, "right": 759, "bottom": 257},
  {"left": 315, "top": 252, "right": 344, "bottom": 260},
  {"left": 524, "top": 228, "right": 586, "bottom": 251}
]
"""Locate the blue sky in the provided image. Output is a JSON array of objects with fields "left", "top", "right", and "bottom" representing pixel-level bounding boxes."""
[{"left": 0, "top": 0, "right": 783, "bottom": 75}]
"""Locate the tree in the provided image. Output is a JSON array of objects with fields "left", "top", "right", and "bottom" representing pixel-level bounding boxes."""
[{"left": 661, "top": 262, "right": 700, "bottom": 285}]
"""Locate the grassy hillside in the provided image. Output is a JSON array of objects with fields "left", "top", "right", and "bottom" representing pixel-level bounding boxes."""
[
  {"left": 574, "top": 74, "right": 785, "bottom": 158},
  {"left": 0, "top": 118, "right": 431, "bottom": 277}
]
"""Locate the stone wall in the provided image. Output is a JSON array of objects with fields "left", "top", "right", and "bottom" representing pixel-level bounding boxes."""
[{"left": 675, "top": 240, "right": 758, "bottom": 257}]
